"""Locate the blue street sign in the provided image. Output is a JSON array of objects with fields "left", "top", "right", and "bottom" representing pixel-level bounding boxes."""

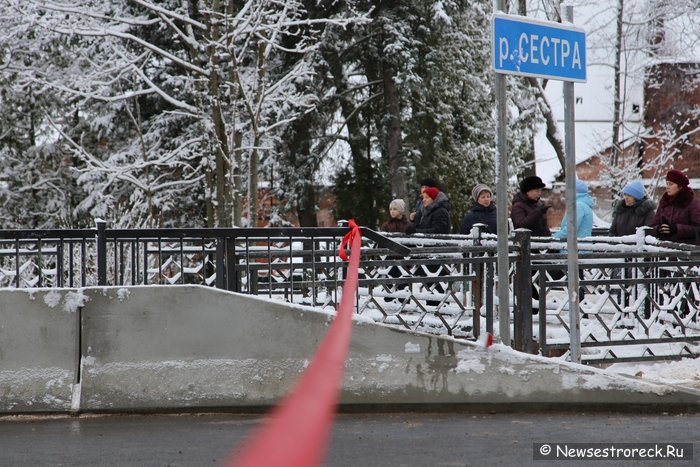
[{"left": 492, "top": 13, "right": 586, "bottom": 82}]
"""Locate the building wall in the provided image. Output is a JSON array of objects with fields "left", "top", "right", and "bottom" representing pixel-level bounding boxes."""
[
  {"left": 641, "top": 62, "right": 700, "bottom": 179},
  {"left": 549, "top": 62, "right": 700, "bottom": 228},
  {"left": 246, "top": 186, "right": 338, "bottom": 227}
]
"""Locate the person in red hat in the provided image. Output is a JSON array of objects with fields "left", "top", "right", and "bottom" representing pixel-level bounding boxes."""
[
  {"left": 414, "top": 186, "right": 451, "bottom": 234},
  {"left": 649, "top": 169, "right": 700, "bottom": 244},
  {"left": 409, "top": 177, "right": 451, "bottom": 225},
  {"left": 412, "top": 185, "right": 452, "bottom": 307}
]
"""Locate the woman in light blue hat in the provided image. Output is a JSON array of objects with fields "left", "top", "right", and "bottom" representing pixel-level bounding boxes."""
[{"left": 609, "top": 180, "right": 656, "bottom": 236}]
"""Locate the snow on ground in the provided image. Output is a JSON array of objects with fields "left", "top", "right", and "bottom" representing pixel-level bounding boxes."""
[
  {"left": 606, "top": 358, "right": 700, "bottom": 391},
  {"left": 274, "top": 283, "right": 700, "bottom": 392}
]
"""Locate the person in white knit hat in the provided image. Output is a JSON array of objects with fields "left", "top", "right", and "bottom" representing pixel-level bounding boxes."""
[
  {"left": 459, "top": 183, "right": 497, "bottom": 234},
  {"left": 380, "top": 199, "right": 415, "bottom": 234}
]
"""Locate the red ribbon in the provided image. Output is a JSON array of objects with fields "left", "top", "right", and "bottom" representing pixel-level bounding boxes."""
[
  {"left": 226, "top": 220, "right": 362, "bottom": 467},
  {"left": 338, "top": 219, "right": 359, "bottom": 261}
]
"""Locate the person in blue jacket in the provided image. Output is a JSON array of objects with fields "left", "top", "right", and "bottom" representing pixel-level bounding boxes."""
[
  {"left": 553, "top": 179, "right": 594, "bottom": 240},
  {"left": 459, "top": 183, "right": 497, "bottom": 234},
  {"left": 553, "top": 179, "right": 594, "bottom": 303}
]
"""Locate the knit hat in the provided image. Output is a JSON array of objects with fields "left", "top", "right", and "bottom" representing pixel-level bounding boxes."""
[
  {"left": 519, "top": 176, "right": 546, "bottom": 193},
  {"left": 575, "top": 179, "right": 588, "bottom": 194},
  {"left": 472, "top": 183, "right": 492, "bottom": 202},
  {"left": 419, "top": 178, "right": 438, "bottom": 188},
  {"left": 666, "top": 169, "right": 689, "bottom": 187},
  {"left": 389, "top": 198, "right": 407, "bottom": 215},
  {"left": 622, "top": 180, "right": 645, "bottom": 200},
  {"left": 424, "top": 187, "right": 439, "bottom": 200}
]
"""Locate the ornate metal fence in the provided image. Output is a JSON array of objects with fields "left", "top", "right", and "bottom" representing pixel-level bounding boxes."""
[
  {"left": 0, "top": 223, "right": 500, "bottom": 340},
  {"left": 1, "top": 222, "right": 699, "bottom": 364},
  {"left": 527, "top": 229, "right": 700, "bottom": 364}
]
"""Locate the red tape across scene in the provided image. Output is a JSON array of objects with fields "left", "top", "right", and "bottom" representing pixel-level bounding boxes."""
[{"left": 225, "top": 219, "right": 361, "bottom": 467}]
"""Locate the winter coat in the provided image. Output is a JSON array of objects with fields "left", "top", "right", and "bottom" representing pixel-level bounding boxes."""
[
  {"left": 510, "top": 192, "right": 551, "bottom": 236},
  {"left": 459, "top": 202, "right": 497, "bottom": 234},
  {"left": 609, "top": 197, "right": 656, "bottom": 236},
  {"left": 649, "top": 187, "right": 700, "bottom": 245},
  {"left": 413, "top": 192, "right": 451, "bottom": 226},
  {"left": 553, "top": 192, "right": 594, "bottom": 239},
  {"left": 380, "top": 216, "right": 416, "bottom": 234},
  {"left": 415, "top": 195, "right": 451, "bottom": 234}
]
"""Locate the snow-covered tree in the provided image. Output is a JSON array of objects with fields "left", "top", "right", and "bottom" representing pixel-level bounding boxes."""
[
  {"left": 317, "top": 0, "right": 535, "bottom": 229},
  {"left": 0, "top": 1, "right": 91, "bottom": 228},
  {"left": 2, "top": 0, "right": 369, "bottom": 227}
]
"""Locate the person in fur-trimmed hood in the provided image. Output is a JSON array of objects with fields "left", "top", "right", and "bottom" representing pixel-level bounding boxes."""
[
  {"left": 609, "top": 180, "right": 656, "bottom": 236},
  {"left": 650, "top": 169, "right": 700, "bottom": 245},
  {"left": 553, "top": 179, "right": 594, "bottom": 240},
  {"left": 414, "top": 187, "right": 451, "bottom": 234}
]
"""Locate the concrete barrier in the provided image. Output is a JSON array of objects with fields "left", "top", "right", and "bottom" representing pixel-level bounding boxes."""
[
  {"left": 79, "top": 286, "right": 330, "bottom": 411},
  {"left": 0, "top": 285, "right": 698, "bottom": 413},
  {"left": 0, "top": 289, "right": 81, "bottom": 413}
]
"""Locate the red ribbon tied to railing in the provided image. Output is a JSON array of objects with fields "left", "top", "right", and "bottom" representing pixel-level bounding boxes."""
[
  {"left": 338, "top": 219, "right": 360, "bottom": 261},
  {"left": 225, "top": 218, "right": 362, "bottom": 467}
]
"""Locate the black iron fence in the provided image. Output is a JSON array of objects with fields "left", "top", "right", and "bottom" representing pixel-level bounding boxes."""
[
  {"left": 1, "top": 222, "right": 699, "bottom": 364},
  {"left": 529, "top": 232, "right": 700, "bottom": 364}
]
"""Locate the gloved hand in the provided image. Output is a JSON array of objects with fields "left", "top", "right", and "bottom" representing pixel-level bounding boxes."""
[
  {"left": 540, "top": 203, "right": 551, "bottom": 213},
  {"left": 658, "top": 223, "right": 677, "bottom": 236}
]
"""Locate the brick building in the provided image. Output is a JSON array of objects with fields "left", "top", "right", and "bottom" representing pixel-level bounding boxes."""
[{"left": 548, "top": 61, "right": 700, "bottom": 228}]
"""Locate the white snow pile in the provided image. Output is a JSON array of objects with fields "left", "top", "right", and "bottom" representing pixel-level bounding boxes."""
[
  {"left": 41, "top": 289, "right": 89, "bottom": 313},
  {"left": 607, "top": 358, "right": 700, "bottom": 391}
]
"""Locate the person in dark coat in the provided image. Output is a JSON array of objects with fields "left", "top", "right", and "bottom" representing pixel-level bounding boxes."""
[
  {"left": 413, "top": 186, "right": 451, "bottom": 305},
  {"left": 459, "top": 183, "right": 497, "bottom": 234},
  {"left": 414, "top": 187, "right": 451, "bottom": 234},
  {"left": 510, "top": 175, "right": 551, "bottom": 236},
  {"left": 409, "top": 178, "right": 451, "bottom": 226},
  {"left": 409, "top": 178, "right": 437, "bottom": 223},
  {"left": 650, "top": 169, "right": 700, "bottom": 245},
  {"left": 381, "top": 199, "right": 415, "bottom": 234},
  {"left": 511, "top": 175, "right": 551, "bottom": 314},
  {"left": 380, "top": 199, "right": 414, "bottom": 299},
  {"left": 609, "top": 180, "right": 656, "bottom": 236}
]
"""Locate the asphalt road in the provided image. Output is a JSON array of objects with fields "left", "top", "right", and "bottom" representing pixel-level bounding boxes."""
[{"left": 0, "top": 411, "right": 698, "bottom": 466}]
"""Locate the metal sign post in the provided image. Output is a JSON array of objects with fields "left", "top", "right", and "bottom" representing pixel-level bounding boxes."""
[
  {"left": 562, "top": 4, "right": 581, "bottom": 364},
  {"left": 491, "top": 5, "right": 586, "bottom": 362},
  {"left": 494, "top": 0, "right": 510, "bottom": 345}
]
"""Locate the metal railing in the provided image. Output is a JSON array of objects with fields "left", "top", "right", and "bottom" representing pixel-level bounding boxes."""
[
  {"left": 522, "top": 228, "right": 700, "bottom": 363},
  {"left": 1, "top": 222, "right": 700, "bottom": 364}
]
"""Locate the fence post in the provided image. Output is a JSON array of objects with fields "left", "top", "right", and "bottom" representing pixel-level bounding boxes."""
[
  {"left": 96, "top": 219, "right": 107, "bottom": 286},
  {"left": 215, "top": 237, "right": 226, "bottom": 290},
  {"left": 638, "top": 226, "right": 653, "bottom": 318},
  {"left": 513, "top": 228, "right": 533, "bottom": 353},
  {"left": 226, "top": 237, "right": 239, "bottom": 292},
  {"left": 471, "top": 225, "right": 484, "bottom": 339},
  {"left": 636, "top": 225, "right": 652, "bottom": 248}
]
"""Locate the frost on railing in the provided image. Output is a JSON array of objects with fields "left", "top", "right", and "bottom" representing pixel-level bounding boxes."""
[
  {"left": 532, "top": 233, "right": 700, "bottom": 364},
  {"left": 105, "top": 239, "right": 218, "bottom": 286},
  {"left": 0, "top": 239, "right": 96, "bottom": 288},
  {"left": 346, "top": 232, "right": 501, "bottom": 339},
  {"left": 3, "top": 224, "right": 700, "bottom": 363}
]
